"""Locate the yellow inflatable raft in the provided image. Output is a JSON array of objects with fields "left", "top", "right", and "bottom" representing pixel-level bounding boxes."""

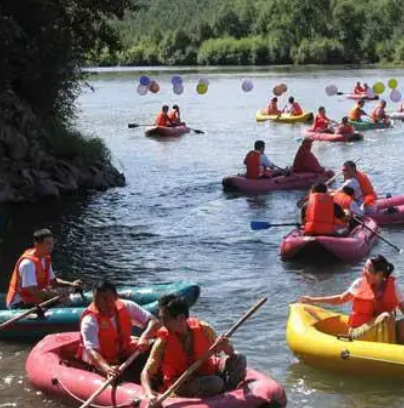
[
  {"left": 286, "top": 303, "right": 404, "bottom": 378},
  {"left": 255, "top": 110, "right": 313, "bottom": 123}
]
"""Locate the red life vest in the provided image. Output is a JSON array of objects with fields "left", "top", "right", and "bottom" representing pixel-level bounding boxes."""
[
  {"left": 78, "top": 300, "right": 132, "bottom": 364},
  {"left": 304, "top": 193, "right": 336, "bottom": 235},
  {"left": 6, "top": 248, "right": 52, "bottom": 306},
  {"left": 157, "top": 318, "right": 220, "bottom": 389},
  {"left": 355, "top": 171, "right": 377, "bottom": 206},
  {"left": 354, "top": 85, "right": 365, "bottom": 94},
  {"left": 292, "top": 145, "right": 323, "bottom": 173},
  {"left": 371, "top": 107, "right": 385, "bottom": 121},
  {"left": 312, "top": 115, "right": 328, "bottom": 131},
  {"left": 156, "top": 112, "right": 170, "bottom": 127},
  {"left": 332, "top": 191, "right": 353, "bottom": 211},
  {"left": 168, "top": 110, "right": 180, "bottom": 122},
  {"left": 245, "top": 150, "right": 261, "bottom": 179},
  {"left": 349, "top": 276, "right": 399, "bottom": 328}
]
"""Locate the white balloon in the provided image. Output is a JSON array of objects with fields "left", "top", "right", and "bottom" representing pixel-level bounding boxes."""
[
  {"left": 198, "top": 78, "right": 210, "bottom": 86},
  {"left": 241, "top": 78, "right": 254, "bottom": 92},
  {"left": 366, "top": 88, "right": 376, "bottom": 99},
  {"left": 137, "top": 84, "right": 148, "bottom": 96},
  {"left": 173, "top": 84, "right": 184, "bottom": 95}
]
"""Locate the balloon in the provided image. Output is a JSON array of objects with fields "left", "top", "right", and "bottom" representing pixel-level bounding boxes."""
[
  {"left": 196, "top": 82, "right": 208, "bottom": 95},
  {"left": 198, "top": 78, "right": 210, "bottom": 86},
  {"left": 373, "top": 82, "right": 385, "bottom": 95},
  {"left": 325, "top": 85, "right": 338, "bottom": 96},
  {"left": 366, "top": 87, "right": 375, "bottom": 99},
  {"left": 388, "top": 78, "right": 398, "bottom": 89},
  {"left": 171, "top": 75, "right": 183, "bottom": 86},
  {"left": 390, "top": 89, "right": 402, "bottom": 103},
  {"left": 241, "top": 78, "right": 254, "bottom": 92},
  {"left": 149, "top": 80, "right": 160, "bottom": 93},
  {"left": 137, "top": 84, "right": 148, "bottom": 96},
  {"left": 173, "top": 83, "right": 184, "bottom": 95},
  {"left": 139, "top": 76, "right": 151, "bottom": 87},
  {"left": 273, "top": 85, "right": 282, "bottom": 96},
  {"left": 279, "top": 83, "right": 288, "bottom": 93}
]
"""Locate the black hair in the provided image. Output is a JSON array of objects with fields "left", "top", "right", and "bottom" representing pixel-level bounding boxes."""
[
  {"left": 342, "top": 186, "right": 354, "bottom": 196},
  {"left": 358, "top": 99, "right": 365, "bottom": 106},
  {"left": 254, "top": 140, "right": 265, "bottom": 150},
  {"left": 318, "top": 106, "right": 325, "bottom": 112},
  {"left": 312, "top": 182, "right": 327, "bottom": 194},
  {"left": 288, "top": 96, "right": 294, "bottom": 103},
  {"left": 158, "top": 294, "right": 189, "bottom": 318},
  {"left": 162, "top": 104, "right": 169, "bottom": 110},
  {"left": 33, "top": 229, "right": 53, "bottom": 243},
  {"left": 343, "top": 160, "right": 356, "bottom": 170},
  {"left": 271, "top": 97, "right": 278, "bottom": 103},
  {"left": 341, "top": 116, "right": 348, "bottom": 123},
  {"left": 93, "top": 280, "right": 118, "bottom": 295},
  {"left": 172, "top": 104, "right": 179, "bottom": 110},
  {"left": 370, "top": 255, "right": 395, "bottom": 277}
]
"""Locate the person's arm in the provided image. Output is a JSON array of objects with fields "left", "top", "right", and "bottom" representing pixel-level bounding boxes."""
[
  {"left": 298, "top": 290, "right": 353, "bottom": 305},
  {"left": 137, "top": 317, "right": 161, "bottom": 351},
  {"left": 141, "top": 338, "right": 165, "bottom": 399},
  {"left": 201, "top": 321, "right": 234, "bottom": 356},
  {"left": 87, "top": 349, "right": 119, "bottom": 378},
  {"left": 333, "top": 203, "right": 345, "bottom": 219},
  {"left": 350, "top": 201, "right": 364, "bottom": 217},
  {"left": 51, "top": 277, "right": 83, "bottom": 288}
]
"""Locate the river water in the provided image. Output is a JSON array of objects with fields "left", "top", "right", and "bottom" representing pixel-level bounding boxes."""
[{"left": 1, "top": 67, "right": 404, "bottom": 407}]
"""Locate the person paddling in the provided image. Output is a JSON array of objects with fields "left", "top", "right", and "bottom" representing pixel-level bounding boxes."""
[
  {"left": 336, "top": 116, "right": 356, "bottom": 136},
  {"left": 298, "top": 255, "right": 404, "bottom": 344},
  {"left": 311, "top": 106, "right": 334, "bottom": 133},
  {"left": 78, "top": 280, "right": 160, "bottom": 379},
  {"left": 6, "top": 229, "right": 83, "bottom": 309},
  {"left": 371, "top": 100, "right": 390, "bottom": 123},
  {"left": 353, "top": 81, "right": 365, "bottom": 95},
  {"left": 168, "top": 105, "right": 185, "bottom": 126},
  {"left": 265, "top": 97, "right": 282, "bottom": 115},
  {"left": 332, "top": 186, "right": 364, "bottom": 218},
  {"left": 156, "top": 105, "right": 173, "bottom": 127},
  {"left": 287, "top": 97, "right": 303, "bottom": 116},
  {"left": 292, "top": 139, "right": 326, "bottom": 174},
  {"left": 141, "top": 295, "right": 246, "bottom": 406},
  {"left": 348, "top": 99, "right": 367, "bottom": 122}
]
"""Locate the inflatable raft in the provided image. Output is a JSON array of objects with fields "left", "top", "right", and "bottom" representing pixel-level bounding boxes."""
[
  {"left": 0, "top": 282, "right": 200, "bottom": 341},
  {"left": 304, "top": 129, "right": 363, "bottom": 143},
  {"left": 145, "top": 125, "right": 190, "bottom": 137},
  {"left": 348, "top": 120, "right": 391, "bottom": 131},
  {"left": 27, "top": 332, "right": 287, "bottom": 408},
  {"left": 222, "top": 170, "right": 334, "bottom": 194},
  {"left": 344, "top": 93, "right": 379, "bottom": 101},
  {"left": 390, "top": 112, "right": 404, "bottom": 120},
  {"left": 280, "top": 216, "right": 378, "bottom": 262},
  {"left": 256, "top": 110, "right": 313, "bottom": 123},
  {"left": 287, "top": 303, "right": 404, "bottom": 378},
  {"left": 372, "top": 194, "right": 404, "bottom": 225}
]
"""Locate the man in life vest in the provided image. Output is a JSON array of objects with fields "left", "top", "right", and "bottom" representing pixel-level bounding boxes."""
[
  {"left": 353, "top": 81, "right": 365, "bottom": 95},
  {"left": 156, "top": 105, "right": 173, "bottom": 127},
  {"left": 6, "top": 229, "right": 83, "bottom": 309},
  {"left": 265, "top": 97, "right": 281, "bottom": 115},
  {"left": 168, "top": 105, "right": 185, "bottom": 126},
  {"left": 292, "top": 138, "right": 327, "bottom": 174},
  {"left": 141, "top": 295, "right": 246, "bottom": 405},
  {"left": 299, "top": 255, "right": 404, "bottom": 344},
  {"left": 78, "top": 280, "right": 160, "bottom": 378},
  {"left": 287, "top": 96, "right": 303, "bottom": 116},
  {"left": 348, "top": 99, "right": 367, "bottom": 122},
  {"left": 340, "top": 160, "right": 377, "bottom": 213},
  {"left": 244, "top": 140, "right": 286, "bottom": 179},
  {"left": 301, "top": 183, "right": 347, "bottom": 236},
  {"left": 371, "top": 100, "right": 390, "bottom": 123},
  {"left": 336, "top": 116, "right": 356, "bottom": 136},
  {"left": 311, "top": 106, "right": 334, "bottom": 133}
]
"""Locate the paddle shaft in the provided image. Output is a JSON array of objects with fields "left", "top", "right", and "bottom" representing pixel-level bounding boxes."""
[
  {"left": 156, "top": 297, "right": 267, "bottom": 404},
  {"left": 79, "top": 351, "right": 141, "bottom": 408},
  {"left": 341, "top": 349, "right": 404, "bottom": 366},
  {"left": 0, "top": 294, "right": 63, "bottom": 330},
  {"left": 353, "top": 216, "right": 402, "bottom": 252}
]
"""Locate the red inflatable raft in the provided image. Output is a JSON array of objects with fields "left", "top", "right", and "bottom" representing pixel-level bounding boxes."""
[
  {"left": 222, "top": 170, "right": 334, "bottom": 194},
  {"left": 26, "top": 332, "right": 287, "bottom": 408},
  {"left": 145, "top": 125, "right": 190, "bottom": 137},
  {"left": 280, "top": 216, "right": 378, "bottom": 262},
  {"left": 304, "top": 129, "right": 363, "bottom": 143},
  {"left": 344, "top": 93, "right": 379, "bottom": 101},
  {"left": 372, "top": 194, "right": 404, "bottom": 225}
]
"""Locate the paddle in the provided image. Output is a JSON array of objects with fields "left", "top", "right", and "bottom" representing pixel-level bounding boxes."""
[
  {"left": 352, "top": 216, "right": 402, "bottom": 253},
  {"left": 128, "top": 123, "right": 204, "bottom": 134},
  {"left": 340, "top": 349, "right": 404, "bottom": 365},
  {"left": 275, "top": 105, "right": 288, "bottom": 120},
  {"left": 78, "top": 350, "right": 142, "bottom": 408},
  {"left": 152, "top": 297, "right": 267, "bottom": 406},
  {"left": 0, "top": 294, "right": 63, "bottom": 330},
  {"left": 251, "top": 221, "right": 300, "bottom": 230}
]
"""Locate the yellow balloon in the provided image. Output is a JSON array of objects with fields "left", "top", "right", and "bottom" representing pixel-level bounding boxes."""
[
  {"left": 372, "top": 82, "right": 385, "bottom": 95},
  {"left": 388, "top": 78, "right": 398, "bottom": 89},
  {"left": 196, "top": 82, "right": 208, "bottom": 95}
]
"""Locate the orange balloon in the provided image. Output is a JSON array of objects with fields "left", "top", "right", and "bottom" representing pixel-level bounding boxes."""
[
  {"left": 149, "top": 81, "right": 160, "bottom": 93},
  {"left": 273, "top": 85, "right": 282, "bottom": 96},
  {"left": 279, "top": 83, "right": 288, "bottom": 93}
]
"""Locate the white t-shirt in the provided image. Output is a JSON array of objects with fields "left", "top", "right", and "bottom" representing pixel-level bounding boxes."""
[
  {"left": 348, "top": 277, "right": 403, "bottom": 303},
  {"left": 8, "top": 259, "right": 56, "bottom": 307},
  {"left": 81, "top": 299, "right": 152, "bottom": 362},
  {"left": 341, "top": 178, "right": 363, "bottom": 204}
]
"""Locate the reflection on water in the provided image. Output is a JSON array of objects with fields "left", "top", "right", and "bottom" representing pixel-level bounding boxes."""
[{"left": 2, "top": 67, "right": 404, "bottom": 407}]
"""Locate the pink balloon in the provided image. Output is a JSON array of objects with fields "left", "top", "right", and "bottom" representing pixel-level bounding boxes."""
[
  {"left": 390, "top": 89, "right": 402, "bottom": 103},
  {"left": 366, "top": 88, "right": 375, "bottom": 99}
]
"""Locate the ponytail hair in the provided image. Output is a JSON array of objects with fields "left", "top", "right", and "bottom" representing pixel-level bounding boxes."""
[{"left": 370, "top": 255, "right": 395, "bottom": 277}]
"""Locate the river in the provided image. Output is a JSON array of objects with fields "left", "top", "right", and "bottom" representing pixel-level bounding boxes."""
[{"left": 1, "top": 67, "right": 404, "bottom": 407}]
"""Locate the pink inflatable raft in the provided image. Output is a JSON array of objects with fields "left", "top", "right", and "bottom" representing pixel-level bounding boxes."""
[
  {"left": 145, "top": 125, "right": 190, "bottom": 137},
  {"left": 26, "top": 332, "right": 287, "bottom": 408},
  {"left": 344, "top": 93, "right": 379, "bottom": 101},
  {"left": 304, "top": 129, "right": 363, "bottom": 143},
  {"left": 280, "top": 216, "right": 378, "bottom": 262},
  {"left": 372, "top": 194, "right": 404, "bottom": 225},
  {"left": 222, "top": 170, "right": 334, "bottom": 194}
]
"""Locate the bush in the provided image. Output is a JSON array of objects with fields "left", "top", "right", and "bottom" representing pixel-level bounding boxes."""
[{"left": 291, "top": 38, "right": 345, "bottom": 64}]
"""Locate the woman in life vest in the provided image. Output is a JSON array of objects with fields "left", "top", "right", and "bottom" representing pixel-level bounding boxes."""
[
  {"left": 298, "top": 255, "right": 404, "bottom": 344},
  {"left": 353, "top": 81, "right": 365, "bottom": 95},
  {"left": 287, "top": 96, "right": 303, "bottom": 116},
  {"left": 371, "top": 100, "right": 390, "bottom": 123},
  {"left": 156, "top": 105, "right": 174, "bottom": 127},
  {"left": 168, "top": 105, "right": 185, "bottom": 126},
  {"left": 141, "top": 295, "right": 246, "bottom": 407},
  {"left": 78, "top": 280, "right": 160, "bottom": 378},
  {"left": 292, "top": 138, "right": 327, "bottom": 174},
  {"left": 311, "top": 106, "right": 334, "bottom": 133},
  {"left": 265, "top": 97, "right": 282, "bottom": 115},
  {"left": 348, "top": 99, "right": 368, "bottom": 122},
  {"left": 336, "top": 116, "right": 356, "bottom": 136}
]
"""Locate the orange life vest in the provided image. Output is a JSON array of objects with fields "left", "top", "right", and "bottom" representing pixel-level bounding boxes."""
[
  {"left": 355, "top": 171, "right": 377, "bottom": 206},
  {"left": 266, "top": 102, "right": 280, "bottom": 115},
  {"left": 156, "top": 112, "right": 170, "bottom": 127},
  {"left": 78, "top": 300, "right": 132, "bottom": 364},
  {"left": 245, "top": 150, "right": 261, "bottom": 179},
  {"left": 312, "top": 115, "right": 328, "bottom": 131},
  {"left": 348, "top": 106, "right": 362, "bottom": 121},
  {"left": 291, "top": 102, "right": 303, "bottom": 116},
  {"left": 168, "top": 110, "right": 180, "bottom": 122},
  {"left": 6, "top": 248, "right": 52, "bottom": 306},
  {"left": 157, "top": 318, "right": 220, "bottom": 389},
  {"left": 349, "top": 276, "right": 398, "bottom": 328},
  {"left": 354, "top": 85, "right": 365, "bottom": 95},
  {"left": 332, "top": 191, "right": 353, "bottom": 211},
  {"left": 304, "top": 193, "right": 337, "bottom": 235},
  {"left": 337, "top": 124, "right": 355, "bottom": 135}
]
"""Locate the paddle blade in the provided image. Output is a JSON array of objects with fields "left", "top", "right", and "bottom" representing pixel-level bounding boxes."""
[
  {"left": 192, "top": 129, "right": 205, "bottom": 134},
  {"left": 128, "top": 123, "right": 139, "bottom": 128},
  {"left": 250, "top": 221, "right": 271, "bottom": 230}
]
